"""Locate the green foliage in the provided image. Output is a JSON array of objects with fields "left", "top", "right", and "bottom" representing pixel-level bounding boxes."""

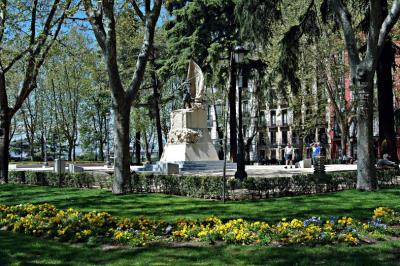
[
  {"left": 235, "top": 0, "right": 281, "bottom": 46},
  {"left": 8, "top": 171, "right": 106, "bottom": 189},
  {"left": 9, "top": 169, "right": 400, "bottom": 200},
  {"left": 162, "top": 0, "right": 238, "bottom": 77}
]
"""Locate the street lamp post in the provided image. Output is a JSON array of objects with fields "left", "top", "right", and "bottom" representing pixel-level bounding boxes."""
[{"left": 234, "top": 46, "right": 248, "bottom": 181}]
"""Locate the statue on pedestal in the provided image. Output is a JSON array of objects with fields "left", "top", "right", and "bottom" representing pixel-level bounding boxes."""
[{"left": 160, "top": 60, "right": 219, "bottom": 162}]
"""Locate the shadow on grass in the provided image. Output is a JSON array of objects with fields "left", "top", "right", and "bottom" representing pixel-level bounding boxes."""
[
  {"left": 1, "top": 231, "right": 399, "bottom": 266},
  {"left": 0, "top": 184, "right": 399, "bottom": 223}
]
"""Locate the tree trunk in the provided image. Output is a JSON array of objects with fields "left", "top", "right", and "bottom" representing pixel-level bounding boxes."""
[
  {"left": 43, "top": 133, "right": 48, "bottom": 166},
  {"left": 377, "top": 39, "right": 397, "bottom": 161},
  {"left": 144, "top": 132, "right": 151, "bottom": 162},
  {"left": 29, "top": 145, "right": 35, "bottom": 161},
  {"left": 113, "top": 105, "right": 131, "bottom": 194},
  {"left": 40, "top": 134, "right": 45, "bottom": 160},
  {"left": 298, "top": 135, "right": 304, "bottom": 160},
  {"left": 340, "top": 121, "right": 348, "bottom": 158},
  {"left": 356, "top": 83, "right": 377, "bottom": 190},
  {"left": 0, "top": 71, "right": 10, "bottom": 182},
  {"left": 98, "top": 139, "right": 105, "bottom": 161},
  {"left": 72, "top": 141, "right": 76, "bottom": 162},
  {"left": 150, "top": 58, "right": 163, "bottom": 159},
  {"left": 135, "top": 131, "right": 141, "bottom": 165},
  {"left": 67, "top": 143, "right": 72, "bottom": 161},
  {"left": 245, "top": 136, "right": 255, "bottom": 164},
  {"left": 0, "top": 114, "right": 10, "bottom": 183},
  {"left": 228, "top": 51, "right": 237, "bottom": 162},
  {"left": 94, "top": 142, "right": 98, "bottom": 161}
]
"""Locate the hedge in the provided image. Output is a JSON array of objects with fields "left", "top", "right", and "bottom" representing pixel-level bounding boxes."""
[
  {"left": 8, "top": 171, "right": 112, "bottom": 189},
  {"left": 7, "top": 169, "right": 400, "bottom": 200}
]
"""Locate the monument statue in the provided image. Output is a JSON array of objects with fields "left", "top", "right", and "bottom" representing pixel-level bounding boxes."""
[
  {"left": 160, "top": 60, "right": 219, "bottom": 163},
  {"left": 186, "top": 60, "right": 205, "bottom": 104},
  {"left": 182, "top": 60, "right": 205, "bottom": 109},
  {"left": 182, "top": 82, "right": 192, "bottom": 109}
]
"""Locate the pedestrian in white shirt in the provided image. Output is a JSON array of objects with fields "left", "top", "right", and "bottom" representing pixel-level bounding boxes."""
[{"left": 284, "top": 143, "right": 294, "bottom": 169}]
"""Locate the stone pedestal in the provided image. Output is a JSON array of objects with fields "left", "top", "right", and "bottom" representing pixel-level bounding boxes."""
[
  {"left": 299, "top": 159, "right": 312, "bottom": 168},
  {"left": 54, "top": 159, "right": 65, "bottom": 174},
  {"left": 69, "top": 164, "right": 84, "bottom": 173},
  {"left": 160, "top": 106, "right": 219, "bottom": 163},
  {"left": 158, "top": 162, "right": 180, "bottom": 174}
]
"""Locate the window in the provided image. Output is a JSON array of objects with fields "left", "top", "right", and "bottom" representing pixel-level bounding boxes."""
[
  {"left": 259, "top": 150, "right": 265, "bottom": 160},
  {"left": 270, "top": 131, "right": 276, "bottom": 144},
  {"left": 270, "top": 111, "right": 276, "bottom": 126},
  {"left": 292, "top": 132, "right": 298, "bottom": 145},
  {"left": 243, "top": 101, "right": 249, "bottom": 114},
  {"left": 243, "top": 125, "right": 247, "bottom": 138},
  {"left": 282, "top": 131, "right": 288, "bottom": 145},
  {"left": 282, "top": 110, "right": 288, "bottom": 125},
  {"left": 259, "top": 111, "right": 266, "bottom": 125},
  {"left": 259, "top": 132, "right": 266, "bottom": 145}
]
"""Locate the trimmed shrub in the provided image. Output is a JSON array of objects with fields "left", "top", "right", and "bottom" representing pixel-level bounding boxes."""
[{"left": 6, "top": 168, "right": 400, "bottom": 200}]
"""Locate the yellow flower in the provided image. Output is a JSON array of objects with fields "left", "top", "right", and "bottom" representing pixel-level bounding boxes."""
[
  {"left": 57, "top": 228, "right": 66, "bottom": 236},
  {"left": 290, "top": 219, "right": 303, "bottom": 228},
  {"left": 82, "top": 229, "right": 92, "bottom": 236},
  {"left": 342, "top": 233, "right": 358, "bottom": 245},
  {"left": 373, "top": 207, "right": 394, "bottom": 219},
  {"left": 338, "top": 217, "right": 353, "bottom": 226}
]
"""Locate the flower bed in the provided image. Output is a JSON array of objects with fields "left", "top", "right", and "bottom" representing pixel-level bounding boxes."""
[{"left": 1, "top": 203, "right": 399, "bottom": 247}]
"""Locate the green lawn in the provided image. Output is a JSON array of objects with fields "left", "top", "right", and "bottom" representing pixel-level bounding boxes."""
[
  {"left": 0, "top": 184, "right": 400, "bottom": 265},
  {"left": 1, "top": 230, "right": 399, "bottom": 266},
  {"left": 0, "top": 184, "right": 399, "bottom": 222}
]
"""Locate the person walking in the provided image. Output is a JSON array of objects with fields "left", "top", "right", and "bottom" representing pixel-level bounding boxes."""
[
  {"left": 284, "top": 143, "right": 294, "bottom": 169},
  {"left": 311, "top": 142, "right": 321, "bottom": 165}
]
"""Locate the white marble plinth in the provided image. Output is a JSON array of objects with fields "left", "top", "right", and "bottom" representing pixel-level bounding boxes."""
[{"left": 160, "top": 107, "right": 219, "bottom": 162}]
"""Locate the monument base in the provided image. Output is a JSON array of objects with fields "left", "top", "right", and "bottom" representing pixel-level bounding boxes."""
[
  {"left": 161, "top": 142, "right": 219, "bottom": 162},
  {"left": 169, "top": 161, "right": 236, "bottom": 171},
  {"left": 160, "top": 106, "right": 220, "bottom": 162},
  {"left": 132, "top": 161, "right": 236, "bottom": 173}
]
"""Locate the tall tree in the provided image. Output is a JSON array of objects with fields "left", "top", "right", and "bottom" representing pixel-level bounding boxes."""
[
  {"left": 0, "top": 0, "right": 74, "bottom": 182},
  {"left": 239, "top": 0, "right": 400, "bottom": 190},
  {"left": 376, "top": 1, "right": 397, "bottom": 161},
  {"left": 328, "top": 0, "right": 400, "bottom": 190},
  {"left": 83, "top": 0, "right": 162, "bottom": 194},
  {"left": 20, "top": 93, "right": 40, "bottom": 160}
]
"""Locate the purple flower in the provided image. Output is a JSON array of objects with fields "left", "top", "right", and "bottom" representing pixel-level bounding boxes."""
[
  {"left": 329, "top": 216, "right": 337, "bottom": 224},
  {"left": 304, "top": 217, "right": 322, "bottom": 227},
  {"left": 368, "top": 220, "right": 387, "bottom": 230}
]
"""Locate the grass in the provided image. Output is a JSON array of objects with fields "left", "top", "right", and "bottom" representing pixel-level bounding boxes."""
[
  {"left": 1, "top": 230, "right": 399, "bottom": 265},
  {"left": 0, "top": 184, "right": 399, "bottom": 222},
  {"left": 0, "top": 184, "right": 400, "bottom": 265}
]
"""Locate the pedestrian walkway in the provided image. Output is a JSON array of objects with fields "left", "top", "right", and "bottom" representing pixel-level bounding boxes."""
[
  {"left": 181, "top": 164, "right": 357, "bottom": 177},
  {"left": 9, "top": 163, "right": 358, "bottom": 178}
]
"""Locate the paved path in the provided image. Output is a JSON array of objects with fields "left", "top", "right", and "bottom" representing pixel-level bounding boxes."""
[
  {"left": 10, "top": 163, "right": 357, "bottom": 177},
  {"left": 181, "top": 164, "right": 357, "bottom": 177}
]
